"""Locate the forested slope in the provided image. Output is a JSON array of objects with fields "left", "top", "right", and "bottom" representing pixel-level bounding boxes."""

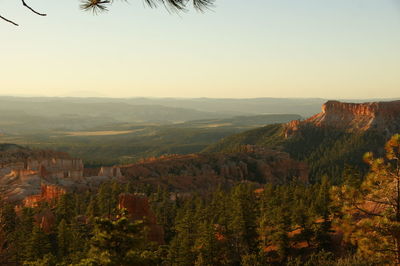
[{"left": 206, "top": 100, "right": 400, "bottom": 183}]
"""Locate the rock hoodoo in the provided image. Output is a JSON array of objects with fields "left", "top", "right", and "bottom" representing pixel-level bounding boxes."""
[
  {"left": 98, "top": 166, "right": 122, "bottom": 178},
  {"left": 284, "top": 100, "right": 400, "bottom": 137},
  {"left": 0, "top": 146, "right": 130, "bottom": 205},
  {"left": 118, "top": 193, "right": 165, "bottom": 244},
  {"left": 22, "top": 184, "right": 66, "bottom": 208},
  {"left": 0, "top": 155, "right": 83, "bottom": 202}
]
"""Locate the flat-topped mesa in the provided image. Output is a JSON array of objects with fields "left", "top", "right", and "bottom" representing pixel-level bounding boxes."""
[{"left": 285, "top": 100, "right": 400, "bottom": 137}]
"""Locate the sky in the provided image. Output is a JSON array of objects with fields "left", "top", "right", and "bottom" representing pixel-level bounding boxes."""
[{"left": 0, "top": 0, "right": 400, "bottom": 99}]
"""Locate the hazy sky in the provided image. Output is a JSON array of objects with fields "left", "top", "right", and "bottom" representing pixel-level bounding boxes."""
[{"left": 1, "top": 0, "right": 399, "bottom": 98}]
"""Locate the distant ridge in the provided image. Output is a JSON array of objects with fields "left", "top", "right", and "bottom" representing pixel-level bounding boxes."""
[{"left": 0, "top": 143, "right": 24, "bottom": 152}]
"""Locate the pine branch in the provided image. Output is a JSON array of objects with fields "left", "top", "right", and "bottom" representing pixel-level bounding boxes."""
[
  {"left": 21, "top": 0, "right": 47, "bottom": 16},
  {"left": 2, "top": 0, "right": 213, "bottom": 26},
  {"left": 80, "top": 0, "right": 111, "bottom": 14},
  {"left": 353, "top": 204, "right": 384, "bottom": 217},
  {"left": 0, "top": 15, "right": 19, "bottom": 26},
  {"left": 80, "top": 0, "right": 214, "bottom": 13}
]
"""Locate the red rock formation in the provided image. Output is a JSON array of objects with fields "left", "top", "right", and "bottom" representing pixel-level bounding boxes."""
[
  {"left": 22, "top": 195, "right": 42, "bottom": 209},
  {"left": 8, "top": 169, "right": 37, "bottom": 178},
  {"left": 1, "top": 149, "right": 87, "bottom": 202},
  {"left": 34, "top": 209, "right": 56, "bottom": 233},
  {"left": 118, "top": 193, "right": 164, "bottom": 244},
  {"left": 41, "top": 184, "right": 66, "bottom": 202},
  {"left": 22, "top": 184, "right": 66, "bottom": 208},
  {"left": 285, "top": 100, "right": 400, "bottom": 137}
]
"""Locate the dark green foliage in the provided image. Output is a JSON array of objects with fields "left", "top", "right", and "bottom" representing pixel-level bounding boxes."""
[
  {"left": 0, "top": 171, "right": 388, "bottom": 265},
  {"left": 206, "top": 124, "right": 388, "bottom": 184},
  {"left": 85, "top": 210, "right": 157, "bottom": 265},
  {"left": 25, "top": 226, "right": 52, "bottom": 261},
  {"left": 150, "top": 186, "right": 178, "bottom": 242},
  {"left": 55, "top": 194, "right": 75, "bottom": 223},
  {"left": 57, "top": 219, "right": 71, "bottom": 259}
]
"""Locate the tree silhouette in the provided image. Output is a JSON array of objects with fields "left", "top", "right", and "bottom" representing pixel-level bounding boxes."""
[{"left": 1, "top": 0, "right": 214, "bottom": 26}]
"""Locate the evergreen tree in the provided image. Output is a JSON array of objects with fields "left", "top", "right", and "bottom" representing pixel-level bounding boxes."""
[
  {"left": 227, "top": 184, "right": 258, "bottom": 263},
  {"left": 167, "top": 201, "right": 197, "bottom": 266},
  {"left": 333, "top": 134, "right": 400, "bottom": 264},
  {"left": 25, "top": 226, "right": 52, "bottom": 262},
  {"left": 150, "top": 186, "right": 177, "bottom": 242},
  {"left": 84, "top": 209, "right": 155, "bottom": 265},
  {"left": 313, "top": 176, "right": 332, "bottom": 250},
  {"left": 55, "top": 194, "right": 75, "bottom": 223},
  {"left": 0, "top": 200, "right": 17, "bottom": 264},
  {"left": 57, "top": 219, "right": 72, "bottom": 259},
  {"left": 97, "top": 183, "right": 114, "bottom": 217},
  {"left": 14, "top": 207, "right": 35, "bottom": 263},
  {"left": 272, "top": 205, "right": 291, "bottom": 261},
  {"left": 194, "top": 221, "right": 219, "bottom": 266}
]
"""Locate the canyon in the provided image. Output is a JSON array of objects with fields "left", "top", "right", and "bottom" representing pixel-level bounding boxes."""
[
  {"left": 1, "top": 146, "right": 306, "bottom": 244},
  {"left": 0, "top": 142, "right": 309, "bottom": 244},
  {"left": 0, "top": 145, "right": 308, "bottom": 205},
  {"left": 0, "top": 147, "right": 124, "bottom": 203},
  {"left": 5, "top": 100, "right": 398, "bottom": 206}
]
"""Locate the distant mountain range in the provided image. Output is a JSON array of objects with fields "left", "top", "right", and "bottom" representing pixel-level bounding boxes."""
[{"left": 2, "top": 96, "right": 398, "bottom": 118}]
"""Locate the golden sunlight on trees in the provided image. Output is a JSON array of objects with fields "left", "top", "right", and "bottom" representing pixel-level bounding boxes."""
[
  {"left": 333, "top": 134, "right": 400, "bottom": 264},
  {"left": 1, "top": 0, "right": 214, "bottom": 26}
]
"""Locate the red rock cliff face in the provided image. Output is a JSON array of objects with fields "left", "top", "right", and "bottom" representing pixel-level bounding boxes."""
[
  {"left": 41, "top": 184, "right": 66, "bottom": 201},
  {"left": 285, "top": 100, "right": 400, "bottom": 137},
  {"left": 118, "top": 193, "right": 165, "bottom": 244},
  {"left": 22, "top": 184, "right": 66, "bottom": 208}
]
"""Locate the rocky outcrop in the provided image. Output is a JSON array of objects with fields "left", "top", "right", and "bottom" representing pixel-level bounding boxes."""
[
  {"left": 22, "top": 184, "right": 66, "bottom": 208},
  {"left": 284, "top": 100, "right": 400, "bottom": 137},
  {"left": 27, "top": 158, "right": 84, "bottom": 179},
  {"left": 118, "top": 193, "right": 164, "bottom": 244},
  {"left": 98, "top": 166, "right": 122, "bottom": 178},
  {"left": 0, "top": 146, "right": 86, "bottom": 202},
  {"left": 2, "top": 143, "right": 308, "bottom": 207}
]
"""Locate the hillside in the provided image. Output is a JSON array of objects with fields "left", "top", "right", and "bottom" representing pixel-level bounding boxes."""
[
  {"left": 206, "top": 100, "right": 400, "bottom": 183},
  {"left": 0, "top": 114, "right": 300, "bottom": 166},
  {"left": 0, "top": 144, "right": 307, "bottom": 203},
  {"left": 119, "top": 146, "right": 308, "bottom": 192}
]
